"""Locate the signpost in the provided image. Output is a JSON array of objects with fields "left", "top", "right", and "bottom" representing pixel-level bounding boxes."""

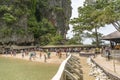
[{"left": 112, "top": 50, "right": 116, "bottom": 73}]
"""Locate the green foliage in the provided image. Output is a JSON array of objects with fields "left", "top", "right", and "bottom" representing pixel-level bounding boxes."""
[
  {"left": 30, "top": 18, "right": 55, "bottom": 38},
  {"left": 70, "top": 0, "right": 120, "bottom": 46},
  {"left": 2, "top": 13, "right": 17, "bottom": 24},
  {"left": 15, "top": 29, "right": 25, "bottom": 35},
  {"left": 70, "top": 33, "right": 83, "bottom": 44},
  {"left": 28, "top": 17, "right": 56, "bottom": 45},
  {"left": 14, "top": 8, "right": 24, "bottom": 16},
  {"left": 0, "top": 5, "right": 12, "bottom": 12},
  {"left": 54, "top": 6, "right": 63, "bottom": 12},
  {"left": 82, "top": 31, "right": 103, "bottom": 45},
  {"left": 68, "top": 0, "right": 71, "bottom": 3},
  {"left": 26, "top": 0, "right": 58, "bottom": 45},
  {"left": 66, "top": 38, "right": 82, "bottom": 45},
  {"left": 30, "top": 0, "right": 37, "bottom": 14},
  {"left": 0, "top": 27, "right": 12, "bottom": 36},
  {"left": 70, "top": 0, "right": 106, "bottom": 46},
  {"left": 49, "top": 34, "right": 63, "bottom": 45},
  {"left": 40, "top": 18, "right": 55, "bottom": 34},
  {"left": 34, "top": 0, "right": 48, "bottom": 21},
  {"left": 0, "top": 0, "right": 65, "bottom": 45},
  {"left": 28, "top": 16, "right": 38, "bottom": 28},
  {"left": 88, "top": 0, "right": 120, "bottom": 30},
  {"left": 71, "top": 0, "right": 120, "bottom": 32},
  {"left": 39, "top": 34, "right": 52, "bottom": 45}
]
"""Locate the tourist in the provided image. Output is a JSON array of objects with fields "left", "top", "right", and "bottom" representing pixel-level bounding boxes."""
[
  {"left": 59, "top": 51, "right": 62, "bottom": 59},
  {"left": 29, "top": 52, "right": 33, "bottom": 60},
  {"left": 66, "top": 52, "right": 70, "bottom": 58},
  {"left": 29, "top": 50, "right": 34, "bottom": 61},
  {"left": 13, "top": 50, "right": 16, "bottom": 56},
  {"left": 39, "top": 51, "right": 42, "bottom": 59},
  {"left": 56, "top": 49, "right": 59, "bottom": 56},
  {"left": 94, "top": 48, "right": 97, "bottom": 58},
  {"left": 105, "top": 46, "right": 111, "bottom": 60},
  {"left": 47, "top": 51, "right": 51, "bottom": 59},
  {"left": 44, "top": 53, "right": 47, "bottom": 62},
  {"left": 10, "top": 50, "right": 13, "bottom": 56},
  {"left": 33, "top": 51, "right": 36, "bottom": 60},
  {"left": 21, "top": 50, "right": 24, "bottom": 58}
]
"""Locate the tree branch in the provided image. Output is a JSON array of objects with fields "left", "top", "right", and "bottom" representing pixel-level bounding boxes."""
[{"left": 112, "top": 22, "right": 120, "bottom": 32}]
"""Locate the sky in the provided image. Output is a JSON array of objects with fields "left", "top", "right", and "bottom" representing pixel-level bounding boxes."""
[{"left": 66, "top": 0, "right": 117, "bottom": 44}]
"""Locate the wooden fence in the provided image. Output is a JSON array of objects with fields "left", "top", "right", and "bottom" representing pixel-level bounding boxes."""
[
  {"left": 91, "top": 58, "right": 120, "bottom": 80},
  {"left": 52, "top": 54, "right": 83, "bottom": 80}
]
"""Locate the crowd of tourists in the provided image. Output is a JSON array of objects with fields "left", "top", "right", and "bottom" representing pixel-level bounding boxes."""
[
  {"left": 2, "top": 47, "right": 74, "bottom": 62},
  {"left": 1, "top": 45, "right": 113, "bottom": 62}
]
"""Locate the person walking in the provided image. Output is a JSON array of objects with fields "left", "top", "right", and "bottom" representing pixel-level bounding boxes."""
[
  {"left": 94, "top": 48, "right": 97, "bottom": 58},
  {"left": 105, "top": 47, "right": 111, "bottom": 61},
  {"left": 47, "top": 51, "right": 51, "bottom": 59},
  {"left": 44, "top": 53, "right": 47, "bottom": 62},
  {"left": 21, "top": 50, "right": 24, "bottom": 58},
  {"left": 39, "top": 52, "right": 42, "bottom": 59}
]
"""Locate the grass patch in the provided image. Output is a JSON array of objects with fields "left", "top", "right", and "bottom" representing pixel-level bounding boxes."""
[{"left": 0, "top": 56, "right": 59, "bottom": 80}]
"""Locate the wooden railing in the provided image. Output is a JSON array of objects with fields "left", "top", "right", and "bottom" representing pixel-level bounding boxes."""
[
  {"left": 52, "top": 54, "right": 83, "bottom": 80},
  {"left": 52, "top": 54, "right": 71, "bottom": 80},
  {"left": 91, "top": 58, "right": 120, "bottom": 80},
  {"left": 102, "top": 50, "right": 120, "bottom": 62}
]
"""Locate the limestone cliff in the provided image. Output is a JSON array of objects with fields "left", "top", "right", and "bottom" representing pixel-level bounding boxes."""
[
  {"left": 0, "top": 0, "right": 72, "bottom": 45},
  {"left": 48, "top": 0, "right": 72, "bottom": 38}
]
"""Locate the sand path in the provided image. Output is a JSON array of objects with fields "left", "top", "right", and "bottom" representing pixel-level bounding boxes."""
[{"left": 73, "top": 54, "right": 95, "bottom": 80}]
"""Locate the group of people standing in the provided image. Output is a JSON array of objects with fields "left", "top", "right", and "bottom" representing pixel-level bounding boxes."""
[
  {"left": 20, "top": 48, "right": 52, "bottom": 62},
  {"left": 3, "top": 47, "right": 71, "bottom": 63},
  {"left": 95, "top": 46, "right": 111, "bottom": 60}
]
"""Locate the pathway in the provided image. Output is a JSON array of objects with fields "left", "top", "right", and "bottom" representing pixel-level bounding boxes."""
[
  {"left": 73, "top": 54, "right": 95, "bottom": 80},
  {"left": 93, "top": 54, "right": 120, "bottom": 76}
]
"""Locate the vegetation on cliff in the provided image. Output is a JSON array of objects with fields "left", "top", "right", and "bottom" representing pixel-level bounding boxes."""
[{"left": 0, "top": 0, "right": 71, "bottom": 46}]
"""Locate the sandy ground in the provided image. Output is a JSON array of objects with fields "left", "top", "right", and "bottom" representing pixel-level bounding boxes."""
[
  {"left": 73, "top": 54, "right": 95, "bottom": 80},
  {"left": 1, "top": 52, "right": 102, "bottom": 80},
  {"left": 79, "top": 57, "right": 95, "bottom": 80},
  {"left": 1, "top": 52, "right": 66, "bottom": 64},
  {"left": 1, "top": 52, "right": 120, "bottom": 80}
]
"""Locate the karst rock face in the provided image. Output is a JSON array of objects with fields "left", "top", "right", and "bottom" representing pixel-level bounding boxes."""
[
  {"left": 48, "top": 0, "right": 72, "bottom": 38},
  {"left": 0, "top": 0, "right": 72, "bottom": 45}
]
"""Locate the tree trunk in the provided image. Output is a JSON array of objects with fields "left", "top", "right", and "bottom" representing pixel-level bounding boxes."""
[{"left": 95, "top": 27, "right": 99, "bottom": 47}]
